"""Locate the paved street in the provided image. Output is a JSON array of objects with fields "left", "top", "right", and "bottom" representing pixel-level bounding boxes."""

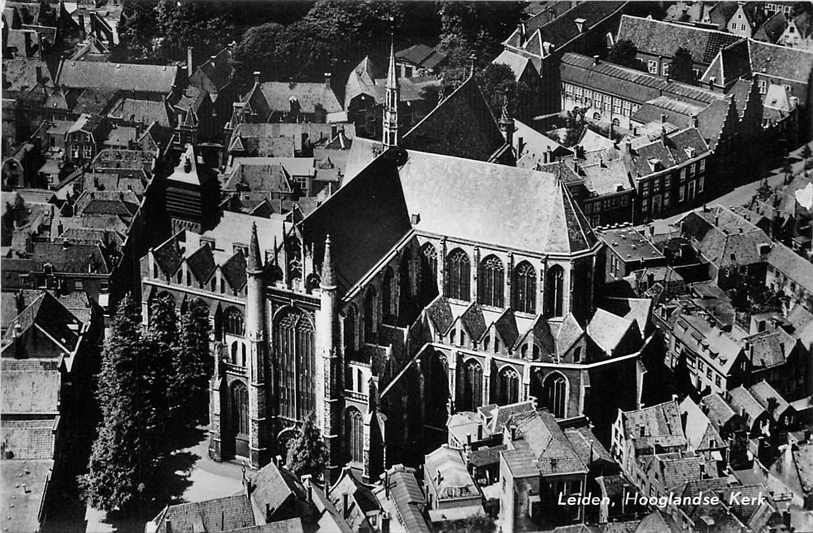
[{"left": 84, "top": 427, "right": 244, "bottom": 533}]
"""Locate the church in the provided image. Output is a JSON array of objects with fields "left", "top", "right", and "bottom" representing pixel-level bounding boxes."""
[{"left": 140, "top": 39, "right": 652, "bottom": 483}]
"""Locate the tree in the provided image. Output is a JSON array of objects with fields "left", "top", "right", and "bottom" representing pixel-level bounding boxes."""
[
  {"left": 173, "top": 299, "right": 212, "bottom": 421},
  {"left": 79, "top": 296, "right": 157, "bottom": 512},
  {"left": 285, "top": 413, "right": 327, "bottom": 479},
  {"left": 144, "top": 295, "right": 177, "bottom": 439},
  {"left": 446, "top": 514, "right": 497, "bottom": 533},
  {"left": 671, "top": 47, "right": 696, "bottom": 84},
  {"left": 608, "top": 39, "right": 645, "bottom": 71},
  {"left": 232, "top": 22, "right": 286, "bottom": 87},
  {"left": 117, "top": 0, "right": 160, "bottom": 60},
  {"left": 437, "top": 2, "right": 526, "bottom": 69},
  {"left": 476, "top": 63, "right": 516, "bottom": 116}
]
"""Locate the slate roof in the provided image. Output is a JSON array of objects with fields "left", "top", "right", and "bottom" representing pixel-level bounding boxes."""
[
  {"left": 749, "top": 380, "right": 791, "bottom": 422},
  {"left": 680, "top": 206, "right": 772, "bottom": 269},
  {"left": 515, "top": 314, "right": 556, "bottom": 356},
  {"left": 258, "top": 81, "right": 342, "bottom": 115},
  {"left": 424, "top": 445, "right": 479, "bottom": 500},
  {"left": 491, "top": 49, "right": 535, "bottom": 80},
  {"left": 460, "top": 303, "right": 487, "bottom": 343},
  {"left": 186, "top": 245, "right": 216, "bottom": 284},
  {"left": 555, "top": 313, "right": 584, "bottom": 356},
  {"left": 190, "top": 44, "right": 235, "bottom": 98},
  {"left": 249, "top": 461, "right": 305, "bottom": 522},
  {"left": 746, "top": 327, "right": 796, "bottom": 370},
  {"left": 728, "top": 385, "right": 767, "bottom": 426},
  {"left": 512, "top": 410, "right": 589, "bottom": 476},
  {"left": 617, "top": 15, "right": 741, "bottom": 65},
  {"left": 748, "top": 38, "right": 813, "bottom": 84},
  {"left": 586, "top": 307, "right": 634, "bottom": 355},
  {"left": 221, "top": 251, "right": 247, "bottom": 291},
  {"left": 2, "top": 57, "right": 52, "bottom": 94},
  {"left": 152, "top": 233, "right": 184, "bottom": 276},
  {"left": 494, "top": 309, "right": 520, "bottom": 350},
  {"left": 224, "top": 164, "right": 294, "bottom": 194},
  {"left": 505, "top": 2, "right": 627, "bottom": 53},
  {"left": 767, "top": 243, "right": 813, "bottom": 293},
  {"left": 561, "top": 53, "right": 725, "bottom": 108},
  {"left": 426, "top": 296, "right": 454, "bottom": 335},
  {"left": 1, "top": 361, "right": 60, "bottom": 414},
  {"left": 679, "top": 397, "right": 722, "bottom": 452},
  {"left": 754, "top": 11, "right": 788, "bottom": 42},
  {"left": 382, "top": 465, "right": 430, "bottom": 533},
  {"left": 402, "top": 76, "right": 507, "bottom": 163},
  {"left": 620, "top": 400, "right": 687, "bottom": 451},
  {"left": 57, "top": 60, "right": 179, "bottom": 94},
  {"left": 305, "top": 147, "right": 597, "bottom": 294},
  {"left": 396, "top": 44, "right": 446, "bottom": 70},
  {"left": 0, "top": 419, "right": 56, "bottom": 460},
  {"left": 108, "top": 96, "right": 171, "bottom": 127},
  {"left": 0, "top": 459, "right": 53, "bottom": 533},
  {"left": 2, "top": 291, "right": 82, "bottom": 354},
  {"left": 151, "top": 494, "right": 255, "bottom": 533}
]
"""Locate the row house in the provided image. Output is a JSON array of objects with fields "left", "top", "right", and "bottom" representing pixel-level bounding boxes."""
[
  {"left": 499, "top": 1, "right": 631, "bottom": 114},
  {"left": 766, "top": 242, "right": 813, "bottom": 312}
]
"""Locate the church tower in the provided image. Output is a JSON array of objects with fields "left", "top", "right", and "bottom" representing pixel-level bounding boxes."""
[
  {"left": 246, "top": 222, "right": 270, "bottom": 467},
  {"left": 315, "top": 235, "right": 343, "bottom": 482},
  {"left": 382, "top": 27, "right": 399, "bottom": 147}
]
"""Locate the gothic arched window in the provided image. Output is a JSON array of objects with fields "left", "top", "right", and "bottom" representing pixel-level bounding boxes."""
[
  {"left": 445, "top": 248, "right": 470, "bottom": 301},
  {"left": 364, "top": 288, "right": 377, "bottom": 342},
  {"left": 544, "top": 373, "right": 568, "bottom": 418},
  {"left": 498, "top": 366, "right": 520, "bottom": 405},
  {"left": 460, "top": 359, "right": 483, "bottom": 411},
  {"left": 478, "top": 255, "right": 504, "bottom": 307},
  {"left": 231, "top": 381, "right": 249, "bottom": 435},
  {"left": 382, "top": 267, "right": 394, "bottom": 323},
  {"left": 546, "top": 265, "right": 564, "bottom": 317},
  {"left": 274, "top": 308, "right": 315, "bottom": 421},
  {"left": 513, "top": 261, "right": 536, "bottom": 314},
  {"left": 420, "top": 243, "right": 438, "bottom": 301},
  {"left": 344, "top": 306, "right": 356, "bottom": 352},
  {"left": 224, "top": 307, "right": 244, "bottom": 336},
  {"left": 345, "top": 407, "right": 363, "bottom": 464}
]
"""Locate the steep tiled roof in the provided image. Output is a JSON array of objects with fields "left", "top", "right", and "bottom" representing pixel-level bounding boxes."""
[
  {"left": 748, "top": 39, "right": 813, "bottom": 84},
  {"left": 0, "top": 419, "right": 55, "bottom": 460},
  {"left": 221, "top": 251, "right": 247, "bottom": 292},
  {"left": 555, "top": 313, "right": 584, "bottom": 356},
  {"left": 249, "top": 461, "right": 305, "bottom": 522},
  {"left": 494, "top": 309, "right": 519, "bottom": 350},
  {"left": 1, "top": 361, "right": 60, "bottom": 414},
  {"left": 402, "top": 76, "right": 506, "bottom": 163},
  {"left": 57, "top": 60, "right": 179, "bottom": 94},
  {"left": 2, "top": 57, "right": 52, "bottom": 94},
  {"left": 460, "top": 303, "right": 487, "bottom": 342},
  {"left": 748, "top": 380, "right": 791, "bottom": 422},
  {"left": 152, "top": 494, "right": 254, "bottom": 533},
  {"left": 617, "top": 15, "right": 741, "bottom": 64},
  {"left": 224, "top": 163, "right": 294, "bottom": 194},
  {"left": 305, "top": 148, "right": 597, "bottom": 293},
  {"left": 620, "top": 400, "right": 686, "bottom": 451},
  {"left": 513, "top": 410, "right": 588, "bottom": 475},
  {"left": 587, "top": 307, "right": 634, "bottom": 354},
  {"left": 426, "top": 296, "right": 454, "bottom": 335},
  {"left": 186, "top": 245, "right": 216, "bottom": 284},
  {"left": 381, "top": 465, "right": 429, "bottom": 533},
  {"left": 396, "top": 44, "right": 446, "bottom": 70},
  {"left": 746, "top": 327, "right": 796, "bottom": 370},
  {"left": 728, "top": 385, "right": 767, "bottom": 426},
  {"left": 152, "top": 234, "right": 183, "bottom": 276},
  {"left": 767, "top": 243, "right": 813, "bottom": 293},
  {"left": 515, "top": 315, "right": 556, "bottom": 357},
  {"left": 258, "top": 81, "right": 342, "bottom": 115},
  {"left": 424, "top": 445, "right": 479, "bottom": 500}
]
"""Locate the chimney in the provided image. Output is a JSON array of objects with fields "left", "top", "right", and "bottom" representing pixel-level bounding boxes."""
[
  {"left": 691, "top": 113, "right": 698, "bottom": 128},
  {"left": 302, "top": 474, "right": 313, "bottom": 503},
  {"left": 477, "top": 424, "right": 483, "bottom": 440},
  {"left": 23, "top": 31, "right": 33, "bottom": 57},
  {"left": 517, "top": 22, "right": 526, "bottom": 44},
  {"left": 708, "top": 76, "right": 716, "bottom": 89},
  {"left": 35, "top": 66, "right": 43, "bottom": 84},
  {"left": 574, "top": 17, "right": 586, "bottom": 33},
  {"left": 593, "top": 54, "right": 599, "bottom": 66},
  {"left": 468, "top": 52, "right": 477, "bottom": 77},
  {"left": 385, "top": 469, "right": 390, "bottom": 499},
  {"left": 625, "top": 138, "right": 632, "bottom": 153},
  {"left": 324, "top": 72, "right": 332, "bottom": 89},
  {"left": 253, "top": 71, "right": 261, "bottom": 87},
  {"left": 187, "top": 46, "right": 194, "bottom": 77}
]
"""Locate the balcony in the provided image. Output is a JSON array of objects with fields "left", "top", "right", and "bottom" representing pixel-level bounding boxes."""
[
  {"left": 224, "top": 362, "right": 246, "bottom": 376},
  {"left": 344, "top": 389, "right": 367, "bottom": 402}
]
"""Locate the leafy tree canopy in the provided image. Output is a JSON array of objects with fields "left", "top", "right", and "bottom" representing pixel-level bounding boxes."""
[
  {"left": 608, "top": 39, "right": 645, "bottom": 71},
  {"left": 285, "top": 413, "right": 327, "bottom": 480},
  {"left": 671, "top": 46, "right": 696, "bottom": 84}
]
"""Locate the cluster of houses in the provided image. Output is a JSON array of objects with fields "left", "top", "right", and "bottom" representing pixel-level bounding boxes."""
[{"left": 3, "top": 1, "right": 813, "bottom": 532}]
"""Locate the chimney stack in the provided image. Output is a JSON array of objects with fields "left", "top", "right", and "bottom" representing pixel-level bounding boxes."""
[
  {"left": 593, "top": 55, "right": 599, "bottom": 66},
  {"left": 574, "top": 17, "right": 586, "bottom": 33},
  {"left": 324, "top": 72, "right": 332, "bottom": 89},
  {"left": 384, "top": 469, "right": 390, "bottom": 499},
  {"left": 253, "top": 71, "right": 261, "bottom": 87},
  {"left": 691, "top": 113, "right": 698, "bottom": 128},
  {"left": 187, "top": 46, "right": 194, "bottom": 77}
]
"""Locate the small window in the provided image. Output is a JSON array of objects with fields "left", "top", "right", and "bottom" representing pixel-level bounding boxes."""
[{"left": 648, "top": 60, "right": 658, "bottom": 74}]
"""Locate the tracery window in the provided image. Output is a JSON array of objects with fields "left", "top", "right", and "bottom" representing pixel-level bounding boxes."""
[
  {"left": 274, "top": 308, "right": 315, "bottom": 421},
  {"left": 478, "top": 255, "right": 504, "bottom": 307},
  {"left": 445, "top": 248, "right": 470, "bottom": 301},
  {"left": 512, "top": 261, "right": 536, "bottom": 314}
]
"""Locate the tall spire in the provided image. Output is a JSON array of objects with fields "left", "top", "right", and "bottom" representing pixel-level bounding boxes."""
[
  {"left": 382, "top": 18, "right": 399, "bottom": 147},
  {"left": 498, "top": 89, "right": 514, "bottom": 145},
  {"left": 247, "top": 222, "right": 263, "bottom": 272},
  {"left": 320, "top": 234, "right": 336, "bottom": 288}
]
